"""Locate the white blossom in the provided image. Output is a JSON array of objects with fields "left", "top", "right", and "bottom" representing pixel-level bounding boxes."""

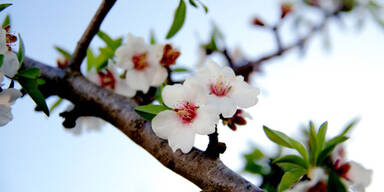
[
  {"left": 151, "top": 83, "right": 219, "bottom": 153},
  {"left": 0, "top": 88, "right": 22, "bottom": 126},
  {"left": 115, "top": 34, "right": 167, "bottom": 93},
  {"left": 346, "top": 161, "right": 373, "bottom": 192},
  {"left": 1, "top": 51, "right": 20, "bottom": 78},
  {"left": 185, "top": 60, "right": 260, "bottom": 118},
  {"left": 0, "top": 28, "right": 7, "bottom": 54}
]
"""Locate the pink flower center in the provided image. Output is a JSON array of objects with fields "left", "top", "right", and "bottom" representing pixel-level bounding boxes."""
[
  {"left": 131, "top": 53, "right": 148, "bottom": 70},
  {"left": 307, "top": 181, "right": 327, "bottom": 192},
  {"left": 210, "top": 77, "right": 231, "bottom": 97},
  {"left": 174, "top": 102, "right": 198, "bottom": 124}
]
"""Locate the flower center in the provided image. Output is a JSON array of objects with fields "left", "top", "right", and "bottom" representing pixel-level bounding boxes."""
[
  {"left": 210, "top": 77, "right": 231, "bottom": 97},
  {"left": 160, "top": 44, "right": 180, "bottom": 67},
  {"left": 174, "top": 102, "right": 198, "bottom": 124},
  {"left": 98, "top": 69, "right": 116, "bottom": 90},
  {"left": 132, "top": 53, "right": 148, "bottom": 70}
]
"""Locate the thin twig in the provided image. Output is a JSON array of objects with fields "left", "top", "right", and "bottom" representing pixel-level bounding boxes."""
[{"left": 68, "top": 0, "right": 117, "bottom": 72}]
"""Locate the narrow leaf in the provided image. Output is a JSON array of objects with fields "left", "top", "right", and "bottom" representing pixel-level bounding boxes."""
[
  {"left": 18, "top": 77, "right": 49, "bottom": 116},
  {"left": 263, "top": 126, "right": 293, "bottom": 148},
  {"left": 172, "top": 67, "right": 189, "bottom": 72},
  {"left": 189, "top": 0, "right": 198, "bottom": 7},
  {"left": 2, "top": 15, "right": 10, "bottom": 28},
  {"left": 150, "top": 30, "right": 157, "bottom": 45},
  {"left": 97, "top": 30, "right": 122, "bottom": 50},
  {"left": 273, "top": 155, "right": 308, "bottom": 169},
  {"left": 327, "top": 170, "right": 347, "bottom": 192},
  {"left": 17, "top": 34, "right": 25, "bottom": 64},
  {"left": 16, "top": 67, "right": 40, "bottom": 79},
  {"left": 317, "top": 121, "right": 328, "bottom": 151},
  {"left": 54, "top": 46, "right": 71, "bottom": 59},
  {"left": 0, "top": 54, "right": 3, "bottom": 68},
  {"left": 278, "top": 168, "right": 306, "bottom": 192},
  {"left": 86, "top": 48, "right": 96, "bottom": 71},
  {"left": 289, "top": 139, "right": 309, "bottom": 163},
  {"left": 340, "top": 118, "right": 359, "bottom": 136},
  {"left": 49, "top": 97, "right": 63, "bottom": 113},
  {"left": 135, "top": 104, "right": 170, "bottom": 115},
  {"left": 0, "top": 3, "right": 12, "bottom": 12},
  {"left": 166, "top": 0, "right": 187, "bottom": 39},
  {"left": 309, "top": 121, "right": 318, "bottom": 165},
  {"left": 317, "top": 136, "right": 348, "bottom": 165}
]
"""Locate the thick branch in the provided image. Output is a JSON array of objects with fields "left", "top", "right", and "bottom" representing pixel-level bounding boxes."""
[
  {"left": 23, "top": 56, "right": 264, "bottom": 192},
  {"left": 68, "top": 0, "right": 117, "bottom": 72}
]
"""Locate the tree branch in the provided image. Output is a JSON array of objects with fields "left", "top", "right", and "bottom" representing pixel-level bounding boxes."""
[
  {"left": 23, "top": 56, "right": 265, "bottom": 192},
  {"left": 68, "top": 0, "right": 117, "bottom": 72},
  {"left": 233, "top": 10, "right": 340, "bottom": 78}
]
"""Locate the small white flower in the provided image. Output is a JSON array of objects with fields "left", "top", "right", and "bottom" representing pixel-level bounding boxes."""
[
  {"left": 185, "top": 60, "right": 260, "bottom": 118},
  {"left": 151, "top": 83, "right": 219, "bottom": 153},
  {"left": 0, "top": 88, "right": 22, "bottom": 126},
  {"left": 107, "top": 61, "right": 136, "bottom": 97},
  {"left": 285, "top": 168, "right": 328, "bottom": 192},
  {"left": 115, "top": 34, "right": 167, "bottom": 93}
]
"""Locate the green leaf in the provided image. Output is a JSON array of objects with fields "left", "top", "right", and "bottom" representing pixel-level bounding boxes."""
[
  {"left": 54, "top": 46, "right": 72, "bottom": 59},
  {"left": 17, "top": 34, "right": 25, "bottom": 64},
  {"left": 18, "top": 77, "right": 49, "bottom": 116},
  {"left": 2, "top": 15, "right": 10, "bottom": 28},
  {"left": 263, "top": 126, "right": 293, "bottom": 148},
  {"left": 244, "top": 148, "right": 264, "bottom": 161},
  {"left": 0, "top": 3, "right": 12, "bottom": 12},
  {"left": 49, "top": 97, "right": 63, "bottom": 113},
  {"left": 277, "top": 162, "right": 303, "bottom": 172},
  {"left": 244, "top": 161, "right": 264, "bottom": 175},
  {"left": 317, "top": 121, "right": 328, "bottom": 151},
  {"left": 0, "top": 54, "right": 3, "bottom": 68},
  {"left": 278, "top": 167, "right": 306, "bottom": 192},
  {"left": 86, "top": 48, "right": 96, "bottom": 71},
  {"left": 189, "top": 0, "right": 198, "bottom": 7},
  {"left": 150, "top": 30, "right": 157, "bottom": 45},
  {"left": 97, "top": 30, "right": 122, "bottom": 50},
  {"left": 36, "top": 78, "right": 45, "bottom": 85},
  {"left": 263, "top": 126, "right": 309, "bottom": 162},
  {"left": 16, "top": 67, "right": 40, "bottom": 79},
  {"left": 154, "top": 84, "right": 166, "bottom": 105},
  {"left": 309, "top": 121, "right": 318, "bottom": 165},
  {"left": 327, "top": 170, "right": 347, "bottom": 192},
  {"left": 135, "top": 111, "right": 156, "bottom": 121},
  {"left": 172, "top": 67, "right": 189, "bottom": 72},
  {"left": 273, "top": 155, "right": 308, "bottom": 169},
  {"left": 317, "top": 136, "right": 348, "bottom": 165},
  {"left": 135, "top": 104, "right": 170, "bottom": 115},
  {"left": 166, "top": 0, "right": 187, "bottom": 39},
  {"left": 340, "top": 118, "right": 359, "bottom": 137}
]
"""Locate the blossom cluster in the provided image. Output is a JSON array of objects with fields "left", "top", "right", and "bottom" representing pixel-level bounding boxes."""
[
  {"left": 152, "top": 60, "right": 260, "bottom": 153},
  {"left": 0, "top": 26, "right": 21, "bottom": 126},
  {"left": 286, "top": 145, "right": 372, "bottom": 192}
]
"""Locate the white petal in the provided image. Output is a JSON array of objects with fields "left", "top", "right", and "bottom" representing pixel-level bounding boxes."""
[
  {"left": 148, "top": 66, "right": 167, "bottom": 87},
  {"left": 347, "top": 161, "right": 372, "bottom": 188},
  {"left": 1, "top": 52, "right": 20, "bottom": 78},
  {"left": 0, "top": 106, "right": 12, "bottom": 126},
  {"left": 152, "top": 110, "right": 181, "bottom": 139},
  {"left": 191, "top": 105, "right": 219, "bottom": 135},
  {"left": 0, "top": 88, "right": 21, "bottom": 106},
  {"left": 126, "top": 70, "right": 150, "bottom": 93},
  {"left": 168, "top": 126, "right": 195, "bottom": 153},
  {"left": 115, "top": 45, "right": 134, "bottom": 70},
  {"left": 115, "top": 79, "right": 136, "bottom": 97},
  {"left": 0, "top": 29, "right": 7, "bottom": 54},
  {"left": 162, "top": 84, "right": 186, "bottom": 108},
  {"left": 86, "top": 69, "right": 99, "bottom": 84},
  {"left": 208, "top": 95, "right": 237, "bottom": 118},
  {"left": 230, "top": 77, "right": 260, "bottom": 108}
]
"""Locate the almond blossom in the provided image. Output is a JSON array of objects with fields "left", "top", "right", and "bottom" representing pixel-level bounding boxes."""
[
  {"left": 285, "top": 168, "right": 328, "bottom": 192},
  {"left": 115, "top": 34, "right": 167, "bottom": 93},
  {"left": 151, "top": 83, "right": 219, "bottom": 153},
  {"left": 185, "top": 60, "right": 259, "bottom": 118}
]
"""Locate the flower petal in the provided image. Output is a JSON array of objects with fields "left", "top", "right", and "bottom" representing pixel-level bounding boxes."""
[
  {"left": 230, "top": 77, "right": 260, "bottom": 108},
  {"left": 0, "top": 29, "right": 7, "bottom": 54},
  {"left": 208, "top": 95, "right": 237, "bottom": 118},
  {"left": 148, "top": 66, "right": 167, "bottom": 87},
  {"left": 168, "top": 126, "right": 195, "bottom": 153},
  {"left": 1, "top": 52, "right": 20, "bottom": 78},
  {"left": 191, "top": 105, "right": 218, "bottom": 135},
  {"left": 0, "top": 106, "right": 12, "bottom": 126},
  {"left": 347, "top": 161, "right": 372, "bottom": 188},
  {"left": 152, "top": 110, "right": 181, "bottom": 140},
  {"left": 126, "top": 70, "right": 150, "bottom": 93},
  {"left": 162, "top": 84, "right": 186, "bottom": 108}
]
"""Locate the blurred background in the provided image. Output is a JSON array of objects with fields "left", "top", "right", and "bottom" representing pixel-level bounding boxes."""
[{"left": 0, "top": 0, "right": 383, "bottom": 191}]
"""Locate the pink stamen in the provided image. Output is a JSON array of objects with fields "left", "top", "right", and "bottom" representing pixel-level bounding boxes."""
[
  {"left": 174, "top": 102, "right": 198, "bottom": 124},
  {"left": 132, "top": 53, "right": 148, "bottom": 70}
]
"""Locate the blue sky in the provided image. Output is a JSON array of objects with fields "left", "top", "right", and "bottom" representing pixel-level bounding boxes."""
[{"left": 0, "top": 0, "right": 383, "bottom": 191}]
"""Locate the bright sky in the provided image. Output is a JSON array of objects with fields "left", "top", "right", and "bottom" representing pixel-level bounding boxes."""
[{"left": 0, "top": 0, "right": 383, "bottom": 191}]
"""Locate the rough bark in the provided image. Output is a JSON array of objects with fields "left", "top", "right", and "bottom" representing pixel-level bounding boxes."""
[{"left": 23, "top": 56, "right": 264, "bottom": 192}]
